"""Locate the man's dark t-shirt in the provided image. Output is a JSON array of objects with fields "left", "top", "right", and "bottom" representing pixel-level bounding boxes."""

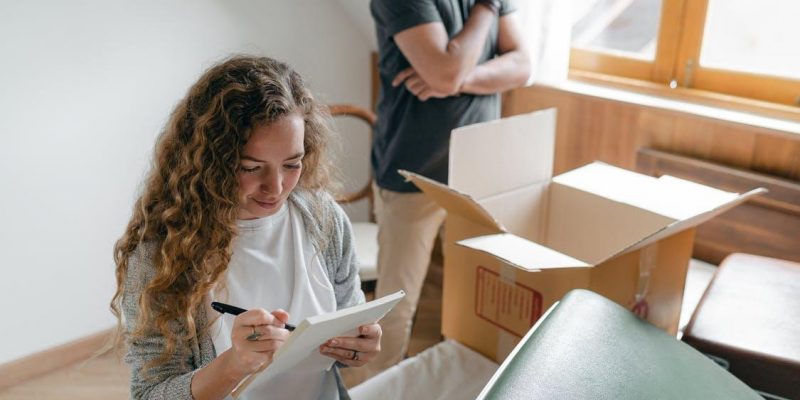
[{"left": 370, "top": 0, "right": 515, "bottom": 192}]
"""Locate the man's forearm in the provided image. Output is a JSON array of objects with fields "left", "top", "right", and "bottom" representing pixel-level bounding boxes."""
[
  {"left": 441, "top": 4, "right": 498, "bottom": 89},
  {"left": 395, "top": 3, "right": 498, "bottom": 95},
  {"left": 459, "top": 50, "right": 531, "bottom": 95}
]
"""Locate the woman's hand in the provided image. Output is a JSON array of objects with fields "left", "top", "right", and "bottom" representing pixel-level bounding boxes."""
[
  {"left": 191, "top": 309, "right": 292, "bottom": 399},
  {"left": 223, "top": 309, "right": 292, "bottom": 380},
  {"left": 318, "top": 323, "right": 382, "bottom": 367}
]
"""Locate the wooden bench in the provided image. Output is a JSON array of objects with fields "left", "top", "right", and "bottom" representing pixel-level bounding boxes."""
[{"left": 682, "top": 253, "right": 800, "bottom": 399}]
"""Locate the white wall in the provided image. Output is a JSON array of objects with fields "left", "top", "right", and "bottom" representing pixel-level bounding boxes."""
[
  {"left": 334, "top": 0, "right": 377, "bottom": 51},
  {"left": 0, "top": 0, "right": 372, "bottom": 364}
]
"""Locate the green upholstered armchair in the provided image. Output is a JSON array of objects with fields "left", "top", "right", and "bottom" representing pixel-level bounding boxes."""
[{"left": 477, "top": 289, "right": 761, "bottom": 400}]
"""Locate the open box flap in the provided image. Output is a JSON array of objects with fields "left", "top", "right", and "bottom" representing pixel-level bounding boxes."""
[
  {"left": 553, "top": 162, "right": 749, "bottom": 221},
  {"left": 607, "top": 187, "right": 767, "bottom": 259},
  {"left": 449, "top": 109, "right": 556, "bottom": 200},
  {"left": 400, "top": 170, "right": 505, "bottom": 232},
  {"left": 457, "top": 233, "right": 590, "bottom": 272}
]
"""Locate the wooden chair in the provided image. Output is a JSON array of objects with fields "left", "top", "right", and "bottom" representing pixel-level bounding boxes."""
[{"left": 328, "top": 104, "right": 378, "bottom": 293}]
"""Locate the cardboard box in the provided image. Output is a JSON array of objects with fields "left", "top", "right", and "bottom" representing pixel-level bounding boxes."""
[{"left": 401, "top": 109, "right": 765, "bottom": 362}]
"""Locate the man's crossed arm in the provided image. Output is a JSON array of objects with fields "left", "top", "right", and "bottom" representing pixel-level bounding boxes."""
[{"left": 393, "top": 5, "right": 531, "bottom": 101}]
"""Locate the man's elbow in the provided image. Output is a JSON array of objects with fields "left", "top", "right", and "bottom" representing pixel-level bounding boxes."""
[
  {"left": 428, "top": 69, "right": 465, "bottom": 95},
  {"left": 431, "top": 78, "right": 462, "bottom": 95},
  {"left": 512, "top": 50, "right": 532, "bottom": 86}
]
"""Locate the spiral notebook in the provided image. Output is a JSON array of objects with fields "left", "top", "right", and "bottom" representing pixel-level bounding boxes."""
[{"left": 231, "top": 290, "right": 406, "bottom": 398}]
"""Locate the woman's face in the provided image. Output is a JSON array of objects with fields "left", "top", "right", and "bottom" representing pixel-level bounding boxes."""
[{"left": 237, "top": 113, "right": 305, "bottom": 220}]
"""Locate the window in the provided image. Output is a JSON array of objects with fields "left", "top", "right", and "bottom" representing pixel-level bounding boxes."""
[
  {"left": 572, "top": 0, "right": 661, "bottom": 60},
  {"left": 569, "top": 0, "right": 800, "bottom": 107}
]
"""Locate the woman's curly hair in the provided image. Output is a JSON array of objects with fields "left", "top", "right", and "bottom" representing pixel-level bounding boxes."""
[{"left": 109, "top": 55, "right": 335, "bottom": 373}]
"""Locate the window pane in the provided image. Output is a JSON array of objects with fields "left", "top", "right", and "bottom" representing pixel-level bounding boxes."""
[
  {"left": 701, "top": 0, "right": 800, "bottom": 80},
  {"left": 571, "top": 0, "right": 662, "bottom": 60}
]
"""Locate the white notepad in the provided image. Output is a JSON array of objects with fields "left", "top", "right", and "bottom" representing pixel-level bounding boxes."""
[{"left": 232, "top": 290, "right": 406, "bottom": 398}]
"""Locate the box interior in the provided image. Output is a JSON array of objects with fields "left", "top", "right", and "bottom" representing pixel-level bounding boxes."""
[{"left": 545, "top": 182, "right": 675, "bottom": 265}]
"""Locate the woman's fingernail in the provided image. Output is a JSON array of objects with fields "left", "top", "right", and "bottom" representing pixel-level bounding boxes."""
[{"left": 329, "top": 339, "right": 337, "bottom": 346}]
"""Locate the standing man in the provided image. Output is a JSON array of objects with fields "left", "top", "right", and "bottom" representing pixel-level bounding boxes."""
[{"left": 354, "top": 0, "right": 531, "bottom": 383}]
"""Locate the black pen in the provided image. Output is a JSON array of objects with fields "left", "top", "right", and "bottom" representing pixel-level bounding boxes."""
[{"left": 211, "top": 301, "right": 296, "bottom": 331}]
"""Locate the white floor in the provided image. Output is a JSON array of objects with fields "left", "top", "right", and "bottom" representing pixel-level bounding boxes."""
[{"left": 678, "top": 259, "right": 718, "bottom": 337}]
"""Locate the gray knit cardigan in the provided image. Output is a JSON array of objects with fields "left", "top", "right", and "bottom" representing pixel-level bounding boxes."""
[{"left": 121, "top": 190, "right": 364, "bottom": 399}]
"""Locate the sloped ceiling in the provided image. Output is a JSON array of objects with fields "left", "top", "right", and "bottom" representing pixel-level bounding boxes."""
[{"left": 333, "top": 0, "right": 377, "bottom": 50}]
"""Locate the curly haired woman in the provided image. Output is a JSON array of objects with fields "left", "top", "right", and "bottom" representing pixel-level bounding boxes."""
[{"left": 110, "top": 55, "right": 379, "bottom": 400}]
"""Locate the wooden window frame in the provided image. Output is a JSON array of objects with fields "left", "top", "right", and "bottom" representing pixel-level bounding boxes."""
[{"left": 570, "top": 0, "right": 800, "bottom": 109}]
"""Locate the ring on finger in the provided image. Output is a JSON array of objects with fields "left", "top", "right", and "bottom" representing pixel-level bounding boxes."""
[
  {"left": 351, "top": 350, "right": 359, "bottom": 361},
  {"left": 246, "top": 326, "right": 262, "bottom": 341}
]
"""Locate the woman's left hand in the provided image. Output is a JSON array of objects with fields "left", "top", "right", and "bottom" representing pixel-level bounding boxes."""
[{"left": 319, "top": 323, "right": 382, "bottom": 367}]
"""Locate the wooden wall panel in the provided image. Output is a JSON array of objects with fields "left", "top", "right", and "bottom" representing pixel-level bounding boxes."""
[
  {"left": 639, "top": 111, "right": 677, "bottom": 150},
  {"left": 502, "top": 85, "right": 800, "bottom": 179},
  {"left": 752, "top": 134, "right": 800, "bottom": 178},
  {"left": 707, "top": 126, "right": 755, "bottom": 169}
]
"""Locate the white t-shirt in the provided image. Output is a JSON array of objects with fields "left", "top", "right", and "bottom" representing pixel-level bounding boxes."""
[{"left": 210, "top": 202, "right": 339, "bottom": 400}]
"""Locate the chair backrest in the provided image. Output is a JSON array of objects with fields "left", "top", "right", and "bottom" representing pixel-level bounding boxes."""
[{"left": 328, "top": 104, "right": 377, "bottom": 220}]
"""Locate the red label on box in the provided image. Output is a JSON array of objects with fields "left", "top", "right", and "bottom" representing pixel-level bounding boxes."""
[
  {"left": 630, "top": 299, "right": 649, "bottom": 319},
  {"left": 475, "top": 266, "right": 543, "bottom": 337}
]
